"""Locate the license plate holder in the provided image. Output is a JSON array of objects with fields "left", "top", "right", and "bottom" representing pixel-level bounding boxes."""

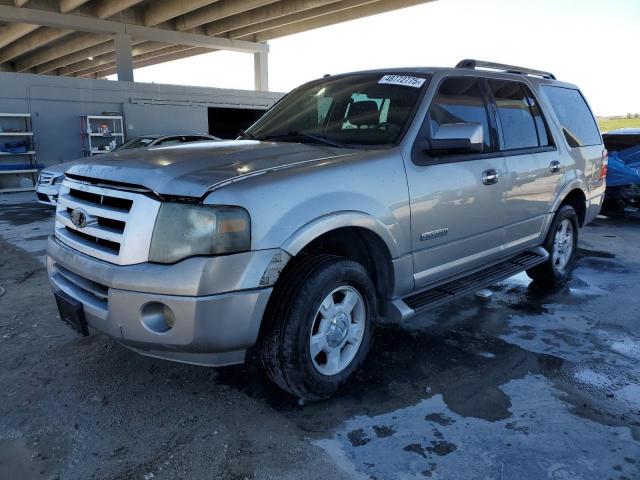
[{"left": 54, "top": 290, "right": 89, "bottom": 336}]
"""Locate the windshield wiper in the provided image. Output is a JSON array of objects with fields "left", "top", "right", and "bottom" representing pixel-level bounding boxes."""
[
  {"left": 237, "top": 128, "right": 257, "bottom": 140},
  {"left": 260, "top": 131, "right": 347, "bottom": 149}
]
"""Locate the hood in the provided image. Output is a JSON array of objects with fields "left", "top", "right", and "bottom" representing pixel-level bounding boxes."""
[
  {"left": 42, "top": 158, "right": 87, "bottom": 176},
  {"left": 65, "top": 140, "right": 359, "bottom": 197}
]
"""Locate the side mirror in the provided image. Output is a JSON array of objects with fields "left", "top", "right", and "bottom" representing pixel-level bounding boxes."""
[{"left": 425, "top": 123, "right": 484, "bottom": 155}]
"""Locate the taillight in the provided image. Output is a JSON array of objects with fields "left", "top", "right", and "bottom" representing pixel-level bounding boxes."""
[{"left": 599, "top": 149, "right": 608, "bottom": 180}]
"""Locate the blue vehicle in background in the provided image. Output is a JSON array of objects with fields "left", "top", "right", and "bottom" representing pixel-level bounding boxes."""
[{"left": 602, "top": 128, "right": 640, "bottom": 216}]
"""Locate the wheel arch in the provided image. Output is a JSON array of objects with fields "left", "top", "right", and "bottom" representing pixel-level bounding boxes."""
[
  {"left": 558, "top": 187, "right": 587, "bottom": 227},
  {"left": 280, "top": 212, "right": 398, "bottom": 299}
]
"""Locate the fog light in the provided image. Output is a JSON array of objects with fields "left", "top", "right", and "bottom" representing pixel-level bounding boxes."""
[{"left": 141, "top": 302, "right": 175, "bottom": 333}]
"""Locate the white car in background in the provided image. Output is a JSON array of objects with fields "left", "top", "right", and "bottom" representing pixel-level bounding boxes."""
[{"left": 36, "top": 134, "right": 219, "bottom": 205}]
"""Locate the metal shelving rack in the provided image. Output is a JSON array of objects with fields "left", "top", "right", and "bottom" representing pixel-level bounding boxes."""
[
  {"left": 80, "top": 115, "right": 124, "bottom": 156},
  {"left": 0, "top": 113, "right": 38, "bottom": 193}
]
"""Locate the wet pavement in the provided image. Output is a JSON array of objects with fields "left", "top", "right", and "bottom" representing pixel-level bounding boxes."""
[{"left": 0, "top": 192, "right": 639, "bottom": 479}]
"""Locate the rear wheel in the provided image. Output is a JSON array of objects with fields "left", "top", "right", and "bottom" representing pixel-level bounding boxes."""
[
  {"left": 526, "top": 205, "right": 579, "bottom": 285},
  {"left": 259, "top": 255, "right": 376, "bottom": 400}
]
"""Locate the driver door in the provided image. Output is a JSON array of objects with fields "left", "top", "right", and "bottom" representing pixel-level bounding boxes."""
[{"left": 405, "top": 76, "right": 508, "bottom": 289}]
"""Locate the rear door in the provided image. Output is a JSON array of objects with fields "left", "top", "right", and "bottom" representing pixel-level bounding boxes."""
[
  {"left": 487, "top": 79, "right": 562, "bottom": 250},
  {"left": 406, "top": 75, "right": 508, "bottom": 289}
]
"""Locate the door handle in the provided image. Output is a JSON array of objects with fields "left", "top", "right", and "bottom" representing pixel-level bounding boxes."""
[
  {"left": 550, "top": 160, "right": 561, "bottom": 173},
  {"left": 482, "top": 169, "right": 499, "bottom": 185}
]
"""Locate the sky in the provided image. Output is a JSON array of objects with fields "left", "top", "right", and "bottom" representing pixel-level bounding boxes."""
[{"left": 118, "top": 0, "right": 640, "bottom": 117}]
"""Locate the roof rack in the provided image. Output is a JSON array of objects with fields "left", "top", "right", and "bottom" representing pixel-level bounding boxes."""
[{"left": 455, "top": 59, "right": 556, "bottom": 80}]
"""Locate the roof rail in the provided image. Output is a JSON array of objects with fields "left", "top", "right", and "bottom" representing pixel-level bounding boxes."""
[{"left": 455, "top": 59, "right": 556, "bottom": 80}]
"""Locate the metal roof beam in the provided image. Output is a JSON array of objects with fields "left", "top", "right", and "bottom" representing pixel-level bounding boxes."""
[
  {"left": 227, "top": 0, "right": 378, "bottom": 38},
  {"left": 0, "top": 0, "right": 143, "bottom": 69},
  {"left": 85, "top": 47, "right": 211, "bottom": 78},
  {"left": 176, "top": 0, "right": 280, "bottom": 31},
  {"left": 33, "top": 37, "right": 145, "bottom": 73},
  {"left": 93, "top": 0, "right": 145, "bottom": 20},
  {"left": 71, "top": 43, "right": 200, "bottom": 77},
  {"left": 0, "top": 22, "right": 38, "bottom": 49},
  {"left": 0, "top": 26, "right": 71, "bottom": 63},
  {"left": 205, "top": 0, "right": 342, "bottom": 36},
  {"left": 15, "top": 32, "right": 112, "bottom": 71},
  {"left": 61, "top": 40, "right": 171, "bottom": 75},
  {"left": 143, "top": 0, "right": 218, "bottom": 26},
  {"left": 254, "top": 0, "right": 432, "bottom": 41},
  {"left": 0, "top": 4, "right": 268, "bottom": 52},
  {"left": 59, "top": 0, "right": 91, "bottom": 14}
]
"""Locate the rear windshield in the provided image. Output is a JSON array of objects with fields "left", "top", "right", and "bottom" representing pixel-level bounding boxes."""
[
  {"left": 541, "top": 85, "right": 601, "bottom": 147},
  {"left": 246, "top": 73, "right": 429, "bottom": 148}
]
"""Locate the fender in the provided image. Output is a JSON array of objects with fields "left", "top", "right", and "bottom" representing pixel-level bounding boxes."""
[{"left": 280, "top": 211, "right": 401, "bottom": 258}]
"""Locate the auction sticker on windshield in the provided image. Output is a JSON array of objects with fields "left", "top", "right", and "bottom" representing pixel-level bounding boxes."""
[{"left": 378, "top": 75, "right": 426, "bottom": 88}]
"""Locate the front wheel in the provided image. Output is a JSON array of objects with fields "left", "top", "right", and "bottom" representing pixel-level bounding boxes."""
[
  {"left": 259, "top": 255, "right": 377, "bottom": 400},
  {"left": 527, "top": 205, "right": 579, "bottom": 285}
]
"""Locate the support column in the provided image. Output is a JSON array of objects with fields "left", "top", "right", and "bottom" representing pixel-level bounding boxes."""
[
  {"left": 114, "top": 33, "right": 134, "bottom": 82},
  {"left": 253, "top": 49, "right": 268, "bottom": 91}
]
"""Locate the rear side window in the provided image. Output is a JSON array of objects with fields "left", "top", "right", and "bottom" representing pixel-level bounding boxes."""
[
  {"left": 542, "top": 85, "right": 601, "bottom": 147},
  {"left": 488, "top": 80, "right": 550, "bottom": 150},
  {"left": 428, "top": 77, "right": 493, "bottom": 152},
  {"left": 522, "top": 87, "right": 550, "bottom": 147}
]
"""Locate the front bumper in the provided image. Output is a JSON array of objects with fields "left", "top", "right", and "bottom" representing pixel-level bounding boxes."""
[
  {"left": 47, "top": 236, "right": 281, "bottom": 366},
  {"left": 35, "top": 183, "right": 60, "bottom": 206}
]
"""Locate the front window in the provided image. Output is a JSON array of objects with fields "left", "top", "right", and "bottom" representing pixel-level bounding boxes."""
[
  {"left": 246, "top": 73, "right": 429, "bottom": 148},
  {"left": 427, "top": 77, "right": 493, "bottom": 153}
]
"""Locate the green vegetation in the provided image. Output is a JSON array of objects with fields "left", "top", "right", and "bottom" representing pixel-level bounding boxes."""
[{"left": 597, "top": 116, "right": 640, "bottom": 133}]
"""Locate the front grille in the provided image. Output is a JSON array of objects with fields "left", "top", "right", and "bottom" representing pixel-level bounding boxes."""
[
  {"left": 54, "top": 178, "right": 161, "bottom": 265},
  {"left": 68, "top": 187, "right": 133, "bottom": 211},
  {"left": 64, "top": 226, "right": 121, "bottom": 254}
]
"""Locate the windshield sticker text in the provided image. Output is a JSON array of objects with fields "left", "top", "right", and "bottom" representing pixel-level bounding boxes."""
[{"left": 379, "top": 75, "right": 426, "bottom": 88}]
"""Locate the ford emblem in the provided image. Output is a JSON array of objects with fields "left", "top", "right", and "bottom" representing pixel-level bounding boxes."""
[{"left": 70, "top": 208, "right": 88, "bottom": 228}]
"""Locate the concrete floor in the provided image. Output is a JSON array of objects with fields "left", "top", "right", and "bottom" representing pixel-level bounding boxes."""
[{"left": 0, "top": 192, "right": 639, "bottom": 480}]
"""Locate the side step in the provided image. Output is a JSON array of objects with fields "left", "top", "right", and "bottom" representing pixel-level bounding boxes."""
[{"left": 400, "top": 248, "right": 548, "bottom": 316}]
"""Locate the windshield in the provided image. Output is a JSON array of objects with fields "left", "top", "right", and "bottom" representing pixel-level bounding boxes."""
[
  {"left": 114, "top": 136, "right": 158, "bottom": 151},
  {"left": 246, "top": 73, "right": 429, "bottom": 148}
]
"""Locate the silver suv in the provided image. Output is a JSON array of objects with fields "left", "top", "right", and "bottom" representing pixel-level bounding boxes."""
[{"left": 47, "top": 60, "right": 607, "bottom": 399}]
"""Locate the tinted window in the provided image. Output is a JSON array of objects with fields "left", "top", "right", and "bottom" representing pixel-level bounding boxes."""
[
  {"left": 154, "top": 137, "right": 182, "bottom": 146},
  {"left": 184, "top": 136, "right": 214, "bottom": 142},
  {"left": 522, "top": 87, "right": 550, "bottom": 147},
  {"left": 489, "top": 80, "right": 539, "bottom": 150},
  {"left": 542, "top": 86, "right": 601, "bottom": 147},
  {"left": 247, "top": 73, "right": 427, "bottom": 147},
  {"left": 115, "top": 136, "right": 157, "bottom": 150},
  {"left": 427, "top": 77, "right": 492, "bottom": 152}
]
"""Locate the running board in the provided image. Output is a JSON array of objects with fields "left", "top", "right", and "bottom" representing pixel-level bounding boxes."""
[{"left": 388, "top": 247, "right": 549, "bottom": 320}]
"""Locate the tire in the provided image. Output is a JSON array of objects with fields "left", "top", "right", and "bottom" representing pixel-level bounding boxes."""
[
  {"left": 526, "top": 204, "right": 579, "bottom": 286},
  {"left": 259, "top": 254, "right": 377, "bottom": 400}
]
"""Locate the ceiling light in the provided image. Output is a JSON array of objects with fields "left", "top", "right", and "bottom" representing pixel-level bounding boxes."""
[{"left": 88, "top": 56, "right": 94, "bottom": 60}]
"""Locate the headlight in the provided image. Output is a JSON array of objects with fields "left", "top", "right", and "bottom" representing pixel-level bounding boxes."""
[
  {"left": 52, "top": 175, "right": 64, "bottom": 185},
  {"left": 149, "top": 203, "right": 250, "bottom": 264}
]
